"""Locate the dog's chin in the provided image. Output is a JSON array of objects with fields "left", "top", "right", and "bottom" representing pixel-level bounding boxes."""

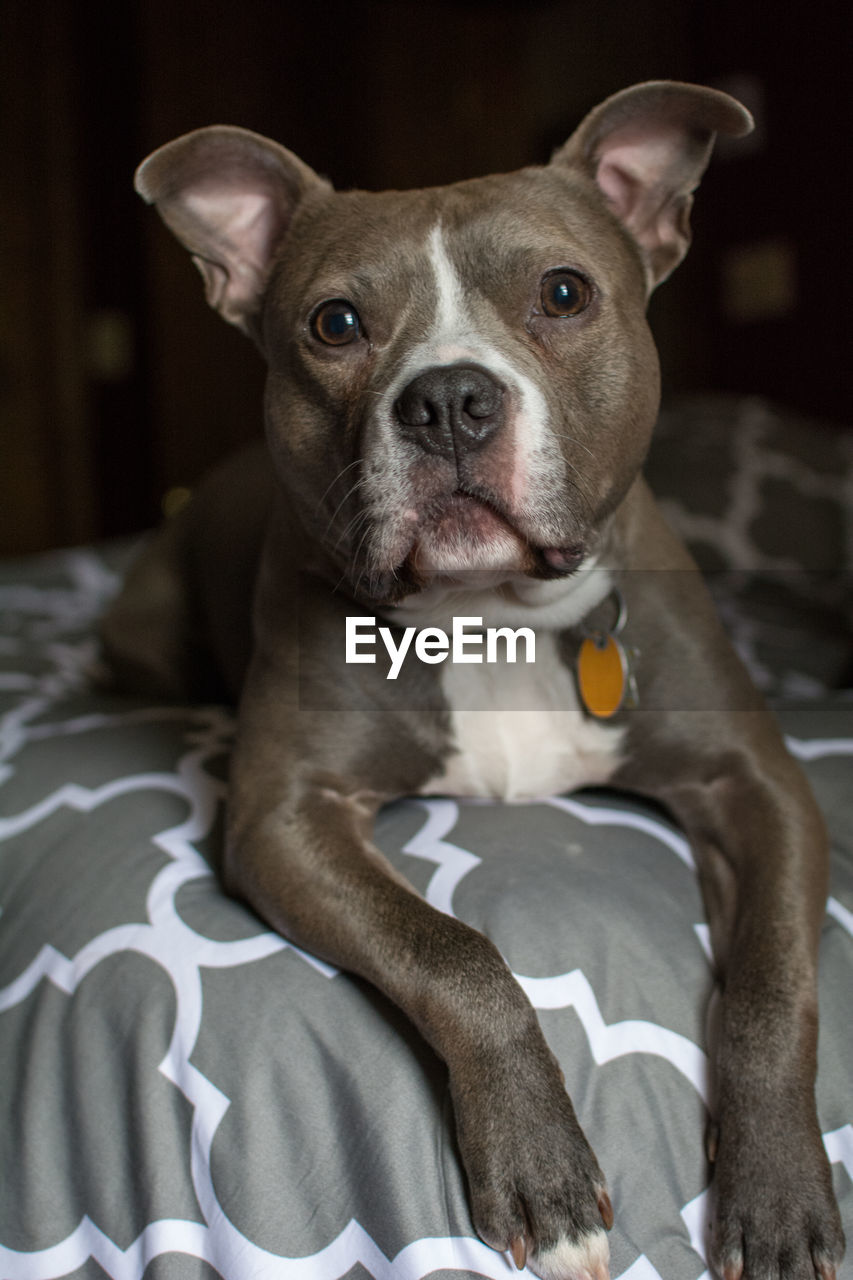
[
  {"left": 411, "top": 494, "right": 531, "bottom": 578},
  {"left": 405, "top": 494, "right": 585, "bottom": 588},
  {"left": 358, "top": 494, "right": 586, "bottom": 605}
]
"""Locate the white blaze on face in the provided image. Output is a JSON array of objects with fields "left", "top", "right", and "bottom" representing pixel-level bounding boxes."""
[{"left": 427, "top": 223, "right": 483, "bottom": 365}]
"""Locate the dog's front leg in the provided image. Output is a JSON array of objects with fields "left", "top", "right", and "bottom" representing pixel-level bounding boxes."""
[
  {"left": 657, "top": 728, "right": 845, "bottom": 1280},
  {"left": 223, "top": 704, "right": 612, "bottom": 1280}
]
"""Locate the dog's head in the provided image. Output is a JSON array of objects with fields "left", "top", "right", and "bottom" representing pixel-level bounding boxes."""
[{"left": 137, "top": 82, "right": 751, "bottom": 605}]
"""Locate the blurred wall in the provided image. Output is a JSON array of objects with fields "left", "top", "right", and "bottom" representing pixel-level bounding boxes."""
[{"left": 1, "top": 0, "right": 850, "bottom": 553}]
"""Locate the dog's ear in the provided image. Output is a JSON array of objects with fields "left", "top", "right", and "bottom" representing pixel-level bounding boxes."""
[
  {"left": 553, "top": 82, "right": 753, "bottom": 290},
  {"left": 135, "top": 126, "right": 331, "bottom": 333}
]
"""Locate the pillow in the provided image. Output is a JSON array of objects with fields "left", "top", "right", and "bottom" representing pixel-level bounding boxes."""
[{"left": 647, "top": 394, "right": 853, "bottom": 694}]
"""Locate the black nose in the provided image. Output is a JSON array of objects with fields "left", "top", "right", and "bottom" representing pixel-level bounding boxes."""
[{"left": 394, "top": 363, "right": 504, "bottom": 458}]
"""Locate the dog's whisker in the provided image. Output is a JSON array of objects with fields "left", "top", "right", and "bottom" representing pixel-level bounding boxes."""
[
  {"left": 351, "top": 522, "right": 375, "bottom": 575},
  {"left": 550, "top": 429, "right": 596, "bottom": 460},
  {"left": 334, "top": 509, "right": 365, "bottom": 545},
  {"left": 323, "top": 478, "right": 370, "bottom": 544},
  {"left": 333, "top": 514, "right": 368, "bottom": 560},
  {"left": 316, "top": 457, "right": 365, "bottom": 512},
  {"left": 318, "top": 464, "right": 369, "bottom": 541},
  {"left": 332, "top": 506, "right": 372, "bottom": 556}
]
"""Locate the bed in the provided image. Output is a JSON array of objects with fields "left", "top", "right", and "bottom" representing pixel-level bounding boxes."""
[{"left": 1, "top": 395, "right": 851, "bottom": 1280}]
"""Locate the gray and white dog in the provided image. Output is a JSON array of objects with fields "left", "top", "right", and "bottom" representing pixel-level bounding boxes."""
[{"left": 102, "top": 82, "right": 844, "bottom": 1280}]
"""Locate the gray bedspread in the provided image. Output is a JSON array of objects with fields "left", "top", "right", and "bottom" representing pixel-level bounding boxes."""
[{"left": 1, "top": 540, "right": 851, "bottom": 1280}]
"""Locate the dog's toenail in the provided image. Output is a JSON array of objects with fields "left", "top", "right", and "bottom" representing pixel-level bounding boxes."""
[
  {"left": 598, "top": 1189, "right": 614, "bottom": 1230},
  {"left": 510, "top": 1235, "right": 527, "bottom": 1270}
]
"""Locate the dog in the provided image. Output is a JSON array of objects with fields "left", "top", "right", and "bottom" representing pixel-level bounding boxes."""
[{"left": 101, "top": 82, "right": 845, "bottom": 1280}]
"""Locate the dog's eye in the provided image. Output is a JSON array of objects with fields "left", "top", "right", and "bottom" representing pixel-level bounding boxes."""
[
  {"left": 540, "top": 271, "right": 591, "bottom": 318},
  {"left": 311, "top": 300, "right": 362, "bottom": 346}
]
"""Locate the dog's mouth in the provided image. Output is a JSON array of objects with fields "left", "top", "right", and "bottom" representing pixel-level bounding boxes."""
[
  {"left": 412, "top": 492, "right": 518, "bottom": 570},
  {"left": 406, "top": 490, "right": 584, "bottom": 582}
]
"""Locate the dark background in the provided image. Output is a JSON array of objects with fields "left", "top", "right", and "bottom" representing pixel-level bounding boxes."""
[{"left": 1, "top": 0, "right": 850, "bottom": 555}]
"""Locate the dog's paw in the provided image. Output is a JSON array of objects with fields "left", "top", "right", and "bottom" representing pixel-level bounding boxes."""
[
  {"left": 708, "top": 1117, "right": 845, "bottom": 1280},
  {"left": 453, "top": 1043, "right": 612, "bottom": 1280}
]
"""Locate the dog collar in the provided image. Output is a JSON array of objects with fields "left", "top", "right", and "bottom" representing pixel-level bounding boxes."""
[{"left": 577, "top": 588, "right": 639, "bottom": 719}]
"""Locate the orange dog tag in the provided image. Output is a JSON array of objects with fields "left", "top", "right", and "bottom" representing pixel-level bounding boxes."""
[
  {"left": 576, "top": 590, "right": 638, "bottom": 719},
  {"left": 578, "top": 634, "right": 629, "bottom": 719}
]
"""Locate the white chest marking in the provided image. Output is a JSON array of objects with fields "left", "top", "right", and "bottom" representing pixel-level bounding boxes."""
[{"left": 419, "top": 630, "right": 625, "bottom": 802}]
